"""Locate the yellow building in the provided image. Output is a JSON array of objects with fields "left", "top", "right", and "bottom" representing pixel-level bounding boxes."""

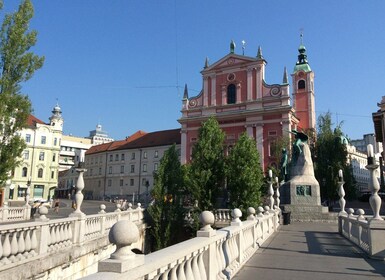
[{"left": 4, "top": 105, "right": 63, "bottom": 205}]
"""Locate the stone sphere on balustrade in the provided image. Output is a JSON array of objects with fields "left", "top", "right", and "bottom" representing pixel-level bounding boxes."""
[
  {"left": 109, "top": 220, "right": 139, "bottom": 247},
  {"left": 100, "top": 204, "right": 106, "bottom": 211},
  {"left": 39, "top": 206, "right": 48, "bottom": 216},
  {"left": 232, "top": 208, "right": 242, "bottom": 219},
  {"left": 200, "top": 211, "right": 215, "bottom": 227},
  {"left": 247, "top": 207, "right": 256, "bottom": 215}
]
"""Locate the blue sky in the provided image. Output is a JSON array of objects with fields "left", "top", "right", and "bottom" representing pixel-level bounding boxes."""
[{"left": 3, "top": 1, "right": 385, "bottom": 140}]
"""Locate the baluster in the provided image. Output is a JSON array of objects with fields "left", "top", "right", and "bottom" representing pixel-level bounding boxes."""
[
  {"left": 68, "top": 223, "right": 73, "bottom": 245},
  {"left": 16, "top": 230, "right": 26, "bottom": 260},
  {"left": 184, "top": 258, "right": 194, "bottom": 279},
  {"left": 2, "top": 232, "right": 11, "bottom": 264},
  {"left": 55, "top": 225, "right": 60, "bottom": 248},
  {"left": 366, "top": 144, "right": 383, "bottom": 220},
  {"left": 30, "top": 229, "right": 37, "bottom": 256},
  {"left": 197, "top": 252, "right": 207, "bottom": 280},
  {"left": 49, "top": 226, "right": 56, "bottom": 250},
  {"left": 10, "top": 231, "right": 18, "bottom": 262},
  {"left": 0, "top": 234, "right": 3, "bottom": 264},
  {"left": 169, "top": 265, "right": 178, "bottom": 280},
  {"left": 275, "top": 177, "right": 280, "bottom": 208},
  {"left": 24, "top": 229, "right": 31, "bottom": 257},
  {"left": 176, "top": 260, "right": 187, "bottom": 280},
  {"left": 191, "top": 254, "right": 201, "bottom": 280},
  {"left": 268, "top": 170, "right": 274, "bottom": 210}
]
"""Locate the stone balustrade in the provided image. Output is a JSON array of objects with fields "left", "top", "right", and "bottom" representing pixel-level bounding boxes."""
[
  {"left": 0, "top": 205, "right": 145, "bottom": 276},
  {"left": 338, "top": 208, "right": 385, "bottom": 259},
  {"left": 0, "top": 206, "right": 31, "bottom": 222},
  {"left": 85, "top": 206, "right": 280, "bottom": 280}
]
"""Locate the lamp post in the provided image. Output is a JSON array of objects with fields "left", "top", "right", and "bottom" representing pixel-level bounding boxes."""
[{"left": 25, "top": 177, "right": 31, "bottom": 207}]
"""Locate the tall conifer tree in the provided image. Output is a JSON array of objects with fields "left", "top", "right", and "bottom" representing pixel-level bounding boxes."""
[{"left": 0, "top": 0, "right": 44, "bottom": 185}]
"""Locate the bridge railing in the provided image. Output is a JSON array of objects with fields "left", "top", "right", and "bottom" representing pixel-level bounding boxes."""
[
  {"left": 338, "top": 208, "right": 385, "bottom": 259},
  {"left": 0, "top": 206, "right": 31, "bottom": 222},
  {"left": 91, "top": 206, "right": 280, "bottom": 280},
  {"left": 0, "top": 205, "right": 145, "bottom": 271}
]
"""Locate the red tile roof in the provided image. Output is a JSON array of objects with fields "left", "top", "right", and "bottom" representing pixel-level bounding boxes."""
[
  {"left": 85, "top": 130, "right": 148, "bottom": 155},
  {"left": 27, "top": 115, "right": 45, "bottom": 127},
  {"left": 85, "top": 129, "right": 180, "bottom": 155},
  {"left": 116, "top": 128, "right": 181, "bottom": 150}
]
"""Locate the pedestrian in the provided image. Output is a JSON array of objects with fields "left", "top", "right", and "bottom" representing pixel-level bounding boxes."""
[{"left": 54, "top": 198, "right": 60, "bottom": 213}]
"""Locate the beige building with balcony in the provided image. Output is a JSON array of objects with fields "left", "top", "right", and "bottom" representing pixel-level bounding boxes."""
[{"left": 3, "top": 105, "right": 63, "bottom": 205}]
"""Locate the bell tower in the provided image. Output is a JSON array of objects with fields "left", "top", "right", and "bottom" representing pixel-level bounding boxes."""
[
  {"left": 291, "top": 34, "right": 315, "bottom": 132},
  {"left": 49, "top": 103, "right": 64, "bottom": 132}
]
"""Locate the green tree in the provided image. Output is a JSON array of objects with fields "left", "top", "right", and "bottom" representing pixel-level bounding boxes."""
[
  {"left": 314, "top": 112, "right": 356, "bottom": 204},
  {"left": 226, "top": 133, "right": 263, "bottom": 215},
  {"left": 188, "top": 117, "right": 225, "bottom": 210},
  {"left": 0, "top": 0, "right": 44, "bottom": 185},
  {"left": 147, "top": 144, "right": 185, "bottom": 250}
]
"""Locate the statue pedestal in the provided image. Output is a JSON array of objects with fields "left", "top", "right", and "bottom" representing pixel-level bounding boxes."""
[{"left": 280, "top": 142, "right": 330, "bottom": 221}]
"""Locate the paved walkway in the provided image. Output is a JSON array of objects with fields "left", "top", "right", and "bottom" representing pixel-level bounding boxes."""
[{"left": 234, "top": 222, "right": 385, "bottom": 280}]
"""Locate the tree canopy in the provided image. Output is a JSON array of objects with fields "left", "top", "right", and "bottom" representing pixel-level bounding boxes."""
[
  {"left": 187, "top": 117, "right": 225, "bottom": 210},
  {"left": 0, "top": 0, "right": 44, "bottom": 185},
  {"left": 314, "top": 112, "right": 356, "bottom": 203},
  {"left": 226, "top": 132, "right": 263, "bottom": 214}
]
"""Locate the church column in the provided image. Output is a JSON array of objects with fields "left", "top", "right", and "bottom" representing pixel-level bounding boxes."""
[
  {"left": 256, "top": 66, "right": 262, "bottom": 99},
  {"left": 246, "top": 124, "right": 254, "bottom": 138},
  {"left": 211, "top": 75, "right": 216, "bottom": 106},
  {"left": 203, "top": 77, "right": 209, "bottom": 106},
  {"left": 181, "top": 128, "right": 187, "bottom": 164},
  {"left": 221, "top": 85, "right": 227, "bottom": 105},
  {"left": 236, "top": 83, "right": 241, "bottom": 104},
  {"left": 247, "top": 68, "right": 253, "bottom": 101}
]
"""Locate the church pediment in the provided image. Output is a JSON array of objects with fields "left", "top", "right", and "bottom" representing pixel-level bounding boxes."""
[{"left": 202, "top": 54, "right": 258, "bottom": 73}]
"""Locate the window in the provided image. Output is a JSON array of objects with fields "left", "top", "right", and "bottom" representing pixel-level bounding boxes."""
[
  {"left": 51, "top": 171, "right": 55, "bottom": 179},
  {"left": 131, "top": 153, "right": 136, "bottom": 160},
  {"left": 52, "top": 153, "right": 56, "bottom": 162},
  {"left": 38, "top": 168, "right": 43, "bottom": 178},
  {"left": 143, "top": 151, "right": 147, "bottom": 159},
  {"left": 23, "top": 150, "right": 29, "bottom": 160},
  {"left": 120, "top": 165, "right": 124, "bottom": 173},
  {"left": 98, "top": 180, "right": 101, "bottom": 188},
  {"left": 22, "top": 167, "right": 28, "bottom": 177},
  {"left": 142, "top": 178, "right": 147, "bottom": 186},
  {"left": 130, "top": 165, "right": 135, "bottom": 173},
  {"left": 154, "top": 150, "right": 158, "bottom": 158},
  {"left": 109, "top": 166, "right": 112, "bottom": 174},
  {"left": 108, "top": 179, "right": 112, "bottom": 187},
  {"left": 99, "top": 168, "right": 102, "bottom": 175},
  {"left": 227, "top": 84, "right": 236, "bottom": 104},
  {"left": 298, "top": 80, "right": 306, "bottom": 89},
  {"left": 154, "top": 163, "right": 158, "bottom": 171},
  {"left": 115, "top": 154, "right": 119, "bottom": 161},
  {"left": 54, "top": 137, "right": 58, "bottom": 146},
  {"left": 120, "top": 179, "right": 124, "bottom": 187},
  {"left": 109, "top": 155, "right": 113, "bottom": 162},
  {"left": 90, "top": 169, "right": 93, "bottom": 176},
  {"left": 41, "top": 136, "right": 46, "bottom": 144},
  {"left": 121, "top": 154, "right": 125, "bottom": 161},
  {"left": 33, "top": 185, "right": 44, "bottom": 198},
  {"left": 130, "top": 179, "right": 134, "bottom": 186},
  {"left": 143, "top": 164, "right": 147, "bottom": 172},
  {"left": 39, "top": 152, "right": 45, "bottom": 161},
  {"left": 25, "top": 134, "right": 31, "bottom": 143}
]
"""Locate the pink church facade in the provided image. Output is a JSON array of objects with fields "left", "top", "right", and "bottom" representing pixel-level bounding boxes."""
[{"left": 179, "top": 41, "right": 315, "bottom": 170}]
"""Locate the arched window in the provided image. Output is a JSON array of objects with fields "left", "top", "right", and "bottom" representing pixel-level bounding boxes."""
[
  {"left": 22, "top": 167, "right": 28, "bottom": 177},
  {"left": 38, "top": 168, "right": 43, "bottom": 178},
  {"left": 227, "top": 84, "right": 236, "bottom": 104},
  {"left": 298, "top": 80, "right": 306, "bottom": 89}
]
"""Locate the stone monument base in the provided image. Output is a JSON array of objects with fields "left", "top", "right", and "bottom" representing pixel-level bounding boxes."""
[{"left": 280, "top": 204, "right": 332, "bottom": 222}]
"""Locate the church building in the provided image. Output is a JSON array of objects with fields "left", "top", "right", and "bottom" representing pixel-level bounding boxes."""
[{"left": 179, "top": 39, "right": 315, "bottom": 170}]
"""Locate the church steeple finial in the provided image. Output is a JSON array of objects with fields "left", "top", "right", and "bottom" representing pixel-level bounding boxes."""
[
  {"left": 230, "top": 40, "right": 236, "bottom": 53},
  {"left": 204, "top": 57, "right": 209, "bottom": 68},
  {"left": 282, "top": 67, "right": 288, "bottom": 84},
  {"left": 256, "top": 45, "right": 264, "bottom": 60},
  {"left": 293, "top": 31, "right": 311, "bottom": 73},
  {"left": 183, "top": 84, "right": 189, "bottom": 100}
]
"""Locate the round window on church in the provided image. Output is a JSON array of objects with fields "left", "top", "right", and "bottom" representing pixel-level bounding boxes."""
[{"left": 227, "top": 73, "right": 236, "bottom": 81}]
